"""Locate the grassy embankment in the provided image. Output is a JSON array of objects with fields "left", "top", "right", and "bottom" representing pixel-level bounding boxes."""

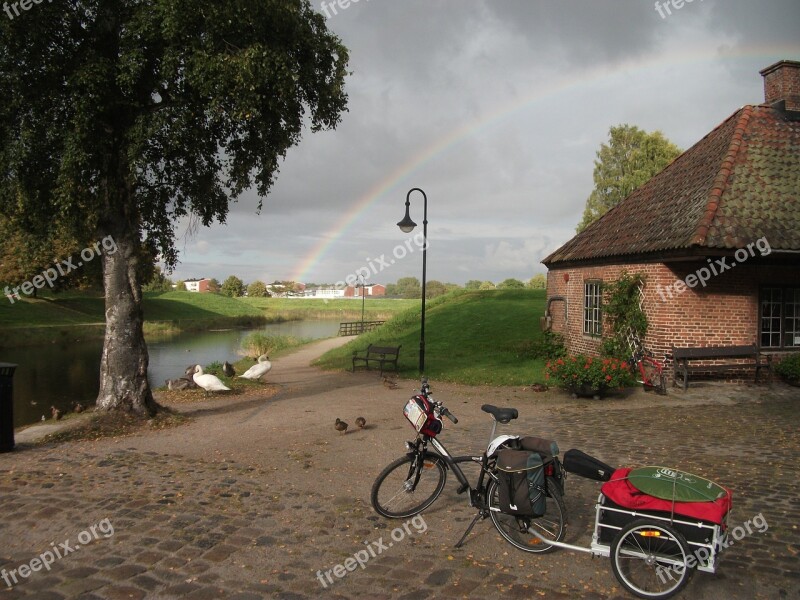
[
  {"left": 315, "top": 289, "right": 549, "bottom": 386},
  {"left": 0, "top": 291, "right": 416, "bottom": 348}
]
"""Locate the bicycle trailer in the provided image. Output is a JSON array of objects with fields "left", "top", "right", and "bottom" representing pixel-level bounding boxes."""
[{"left": 592, "top": 466, "right": 732, "bottom": 574}]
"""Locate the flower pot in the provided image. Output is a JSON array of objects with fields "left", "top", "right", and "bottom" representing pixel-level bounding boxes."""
[{"left": 569, "top": 384, "right": 604, "bottom": 400}]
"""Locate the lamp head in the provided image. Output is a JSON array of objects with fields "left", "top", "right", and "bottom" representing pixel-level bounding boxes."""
[{"left": 397, "top": 202, "right": 417, "bottom": 233}]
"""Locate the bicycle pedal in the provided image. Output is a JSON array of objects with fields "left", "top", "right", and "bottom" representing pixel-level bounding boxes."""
[{"left": 456, "top": 483, "right": 469, "bottom": 495}]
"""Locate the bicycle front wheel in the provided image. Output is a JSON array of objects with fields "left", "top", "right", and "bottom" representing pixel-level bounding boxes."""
[
  {"left": 641, "top": 361, "right": 665, "bottom": 393},
  {"left": 371, "top": 453, "right": 447, "bottom": 518},
  {"left": 487, "top": 476, "right": 566, "bottom": 553}
]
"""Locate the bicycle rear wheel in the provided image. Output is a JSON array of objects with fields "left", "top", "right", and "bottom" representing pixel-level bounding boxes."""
[
  {"left": 487, "top": 476, "right": 566, "bottom": 553},
  {"left": 371, "top": 453, "right": 447, "bottom": 518}
]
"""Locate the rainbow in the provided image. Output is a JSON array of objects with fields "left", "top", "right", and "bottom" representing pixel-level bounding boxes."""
[{"left": 290, "top": 45, "right": 800, "bottom": 282}]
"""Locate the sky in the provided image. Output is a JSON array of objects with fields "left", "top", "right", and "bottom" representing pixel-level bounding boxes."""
[{"left": 168, "top": 0, "right": 800, "bottom": 288}]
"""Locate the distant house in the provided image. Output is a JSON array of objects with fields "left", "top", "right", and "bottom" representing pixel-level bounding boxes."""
[
  {"left": 184, "top": 278, "right": 212, "bottom": 293},
  {"left": 344, "top": 284, "right": 386, "bottom": 298},
  {"left": 542, "top": 60, "right": 800, "bottom": 368}
]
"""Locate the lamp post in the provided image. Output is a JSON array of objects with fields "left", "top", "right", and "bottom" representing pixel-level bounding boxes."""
[
  {"left": 358, "top": 274, "right": 366, "bottom": 334},
  {"left": 397, "top": 187, "right": 427, "bottom": 374}
]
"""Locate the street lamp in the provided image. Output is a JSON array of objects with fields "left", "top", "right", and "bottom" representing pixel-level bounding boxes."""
[
  {"left": 358, "top": 274, "right": 366, "bottom": 333},
  {"left": 397, "top": 187, "right": 427, "bottom": 374}
]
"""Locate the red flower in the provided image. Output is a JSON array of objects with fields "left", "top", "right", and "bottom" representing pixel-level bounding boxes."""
[{"left": 606, "top": 375, "right": 612, "bottom": 381}]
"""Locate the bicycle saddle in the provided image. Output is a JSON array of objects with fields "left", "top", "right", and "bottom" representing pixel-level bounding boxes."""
[{"left": 480, "top": 404, "right": 518, "bottom": 424}]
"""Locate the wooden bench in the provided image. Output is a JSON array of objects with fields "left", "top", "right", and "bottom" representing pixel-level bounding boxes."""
[
  {"left": 672, "top": 344, "right": 772, "bottom": 390},
  {"left": 352, "top": 344, "right": 401, "bottom": 375}
]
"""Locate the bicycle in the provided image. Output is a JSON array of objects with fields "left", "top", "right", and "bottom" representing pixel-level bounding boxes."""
[
  {"left": 370, "top": 379, "right": 567, "bottom": 553},
  {"left": 626, "top": 330, "right": 668, "bottom": 394}
]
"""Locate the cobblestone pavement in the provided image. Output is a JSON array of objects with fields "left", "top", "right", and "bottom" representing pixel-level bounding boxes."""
[{"left": 0, "top": 339, "right": 798, "bottom": 599}]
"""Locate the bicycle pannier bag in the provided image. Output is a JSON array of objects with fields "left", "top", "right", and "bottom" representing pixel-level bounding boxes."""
[
  {"left": 496, "top": 449, "right": 546, "bottom": 516},
  {"left": 563, "top": 449, "right": 615, "bottom": 482},
  {"left": 520, "top": 436, "right": 559, "bottom": 457},
  {"left": 403, "top": 395, "right": 442, "bottom": 438}
]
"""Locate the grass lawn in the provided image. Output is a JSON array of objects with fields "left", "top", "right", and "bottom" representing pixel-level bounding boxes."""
[
  {"left": 315, "top": 289, "right": 549, "bottom": 386},
  {"left": 240, "top": 296, "right": 416, "bottom": 321}
]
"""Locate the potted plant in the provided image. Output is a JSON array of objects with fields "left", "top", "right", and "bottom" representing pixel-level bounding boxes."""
[{"left": 545, "top": 355, "right": 633, "bottom": 399}]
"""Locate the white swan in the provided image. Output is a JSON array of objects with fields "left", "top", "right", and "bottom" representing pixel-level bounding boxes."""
[
  {"left": 238, "top": 354, "right": 272, "bottom": 380},
  {"left": 192, "top": 365, "right": 231, "bottom": 394}
]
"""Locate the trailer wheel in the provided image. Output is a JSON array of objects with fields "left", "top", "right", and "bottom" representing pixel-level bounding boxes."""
[{"left": 610, "top": 519, "right": 694, "bottom": 599}]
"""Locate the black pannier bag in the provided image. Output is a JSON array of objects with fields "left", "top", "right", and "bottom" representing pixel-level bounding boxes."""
[
  {"left": 563, "top": 449, "right": 615, "bottom": 482},
  {"left": 496, "top": 449, "right": 546, "bottom": 516}
]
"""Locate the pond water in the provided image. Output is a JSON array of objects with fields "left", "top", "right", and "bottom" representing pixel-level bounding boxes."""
[{"left": 2, "top": 319, "right": 341, "bottom": 428}]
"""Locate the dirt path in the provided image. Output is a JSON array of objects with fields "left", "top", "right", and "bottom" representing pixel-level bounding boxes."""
[{"left": 1, "top": 338, "right": 797, "bottom": 599}]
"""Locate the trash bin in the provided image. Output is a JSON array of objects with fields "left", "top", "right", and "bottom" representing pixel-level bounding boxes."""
[{"left": 0, "top": 363, "right": 17, "bottom": 453}]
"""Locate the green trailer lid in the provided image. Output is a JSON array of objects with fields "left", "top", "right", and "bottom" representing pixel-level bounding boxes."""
[{"left": 627, "top": 466, "right": 728, "bottom": 503}]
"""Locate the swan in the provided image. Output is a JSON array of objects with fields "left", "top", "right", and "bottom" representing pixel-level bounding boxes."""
[
  {"left": 238, "top": 354, "right": 272, "bottom": 380},
  {"left": 192, "top": 365, "right": 231, "bottom": 394}
]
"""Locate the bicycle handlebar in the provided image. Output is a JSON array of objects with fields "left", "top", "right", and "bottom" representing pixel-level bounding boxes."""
[{"left": 419, "top": 378, "right": 457, "bottom": 424}]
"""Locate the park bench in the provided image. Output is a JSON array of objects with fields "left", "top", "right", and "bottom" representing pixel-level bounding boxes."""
[
  {"left": 672, "top": 344, "right": 772, "bottom": 390},
  {"left": 352, "top": 344, "right": 401, "bottom": 375}
]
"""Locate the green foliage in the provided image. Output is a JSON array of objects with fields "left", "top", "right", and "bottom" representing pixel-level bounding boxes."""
[
  {"left": 775, "top": 354, "right": 800, "bottom": 384},
  {"left": 507, "top": 332, "right": 566, "bottom": 360},
  {"left": 527, "top": 274, "right": 547, "bottom": 289},
  {"left": 498, "top": 278, "right": 525, "bottom": 289},
  {"left": 221, "top": 275, "right": 244, "bottom": 298},
  {"left": 143, "top": 267, "right": 173, "bottom": 292},
  {"left": 479, "top": 281, "right": 495, "bottom": 290},
  {"left": 464, "top": 280, "right": 482, "bottom": 290},
  {"left": 247, "top": 280, "right": 268, "bottom": 298},
  {"left": 425, "top": 280, "right": 448, "bottom": 298},
  {"left": 600, "top": 272, "right": 648, "bottom": 359},
  {"left": 240, "top": 332, "right": 308, "bottom": 358},
  {"left": 545, "top": 355, "right": 633, "bottom": 394},
  {"left": 577, "top": 125, "right": 682, "bottom": 232},
  {"left": 395, "top": 277, "right": 422, "bottom": 299}
]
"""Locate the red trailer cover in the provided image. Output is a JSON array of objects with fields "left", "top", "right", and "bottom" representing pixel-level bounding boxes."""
[{"left": 600, "top": 468, "right": 732, "bottom": 525}]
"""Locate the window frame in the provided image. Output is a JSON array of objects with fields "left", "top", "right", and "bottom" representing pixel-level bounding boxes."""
[
  {"left": 759, "top": 286, "right": 800, "bottom": 350},
  {"left": 583, "top": 280, "right": 603, "bottom": 337}
]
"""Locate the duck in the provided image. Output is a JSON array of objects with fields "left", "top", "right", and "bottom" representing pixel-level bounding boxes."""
[
  {"left": 531, "top": 383, "right": 548, "bottom": 393},
  {"left": 222, "top": 361, "right": 236, "bottom": 377},
  {"left": 166, "top": 378, "right": 192, "bottom": 391},
  {"left": 50, "top": 406, "right": 63, "bottom": 421},
  {"left": 192, "top": 365, "right": 231, "bottom": 395},
  {"left": 382, "top": 376, "right": 398, "bottom": 390},
  {"left": 72, "top": 402, "right": 85, "bottom": 413},
  {"left": 355, "top": 416, "right": 366, "bottom": 429},
  {"left": 238, "top": 354, "right": 271, "bottom": 381},
  {"left": 335, "top": 418, "right": 348, "bottom": 434}
]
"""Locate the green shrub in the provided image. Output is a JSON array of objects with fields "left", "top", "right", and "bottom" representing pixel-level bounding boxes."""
[
  {"left": 775, "top": 354, "right": 800, "bottom": 384},
  {"left": 509, "top": 331, "right": 566, "bottom": 360}
]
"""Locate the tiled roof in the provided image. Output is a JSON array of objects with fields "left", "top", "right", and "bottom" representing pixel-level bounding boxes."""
[{"left": 543, "top": 104, "right": 800, "bottom": 266}]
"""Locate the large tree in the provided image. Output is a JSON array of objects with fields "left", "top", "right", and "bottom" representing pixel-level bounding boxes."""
[
  {"left": 0, "top": 0, "right": 349, "bottom": 415},
  {"left": 577, "top": 125, "right": 681, "bottom": 232}
]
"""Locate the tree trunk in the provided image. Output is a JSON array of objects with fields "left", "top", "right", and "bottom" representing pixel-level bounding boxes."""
[{"left": 96, "top": 225, "right": 158, "bottom": 416}]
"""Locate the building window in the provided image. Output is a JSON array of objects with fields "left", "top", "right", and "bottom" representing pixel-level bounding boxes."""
[
  {"left": 584, "top": 281, "right": 602, "bottom": 337},
  {"left": 760, "top": 287, "right": 800, "bottom": 349}
]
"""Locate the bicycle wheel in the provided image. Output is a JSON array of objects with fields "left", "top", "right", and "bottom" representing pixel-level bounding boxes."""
[
  {"left": 487, "top": 476, "right": 566, "bottom": 553},
  {"left": 611, "top": 519, "right": 693, "bottom": 599},
  {"left": 371, "top": 453, "right": 447, "bottom": 518},
  {"left": 640, "top": 361, "right": 663, "bottom": 393}
]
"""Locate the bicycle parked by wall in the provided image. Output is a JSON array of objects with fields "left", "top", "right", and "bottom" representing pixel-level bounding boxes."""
[
  {"left": 370, "top": 379, "right": 567, "bottom": 553},
  {"left": 626, "top": 329, "right": 668, "bottom": 394}
]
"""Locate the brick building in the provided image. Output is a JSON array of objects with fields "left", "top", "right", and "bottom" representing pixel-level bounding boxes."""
[{"left": 542, "top": 61, "right": 800, "bottom": 372}]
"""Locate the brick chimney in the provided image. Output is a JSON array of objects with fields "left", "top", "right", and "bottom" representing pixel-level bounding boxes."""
[{"left": 759, "top": 60, "right": 800, "bottom": 112}]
